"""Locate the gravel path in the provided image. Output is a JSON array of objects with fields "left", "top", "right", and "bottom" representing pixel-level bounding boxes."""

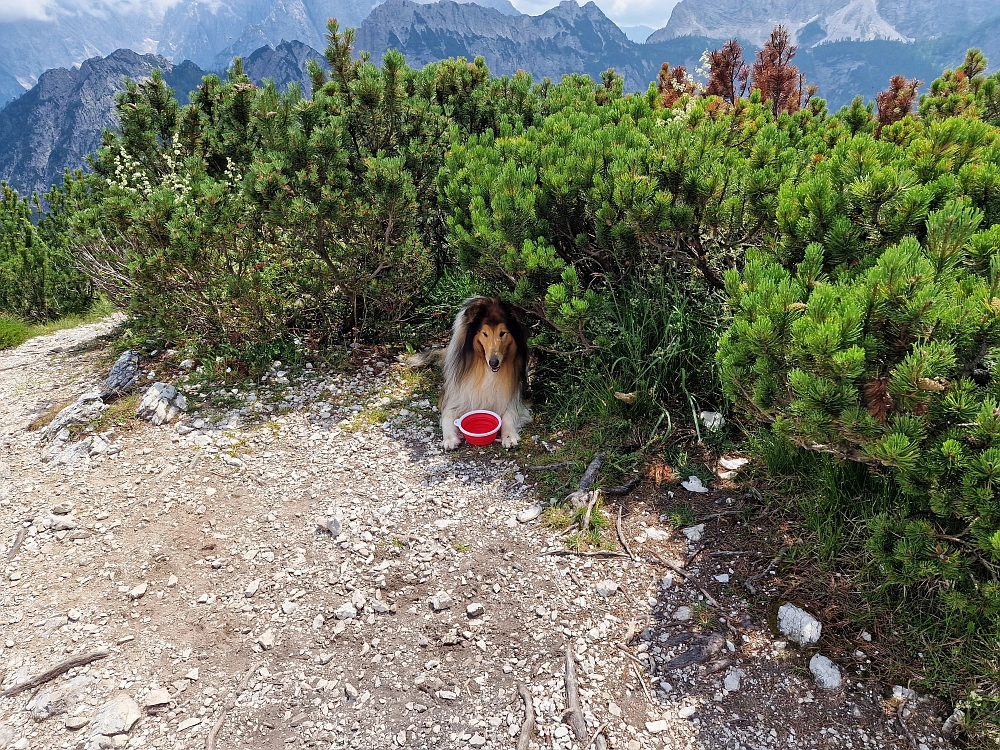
[{"left": 0, "top": 320, "right": 956, "bottom": 750}]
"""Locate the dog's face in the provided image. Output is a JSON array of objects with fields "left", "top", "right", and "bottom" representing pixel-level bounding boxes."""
[{"left": 473, "top": 318, "right": 516, "bottom": 373}]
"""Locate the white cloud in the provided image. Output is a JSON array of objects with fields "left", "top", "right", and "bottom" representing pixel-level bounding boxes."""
[
  {"left": 509, "top": 0, "right": 679, "bottom": 29},
  {"left": 0, "top": 0, "right": 59, "bottom": 22},
  {"left": 1, "top": 0, "right": 674, "bottom": 31},
  {"left": 0, "top": 0, "right": 181, "bottom": 23}
]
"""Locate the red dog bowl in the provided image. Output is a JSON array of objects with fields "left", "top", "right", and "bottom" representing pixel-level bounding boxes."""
[{"left": 455, "top": 410, "right": 502, "bottom": 446}]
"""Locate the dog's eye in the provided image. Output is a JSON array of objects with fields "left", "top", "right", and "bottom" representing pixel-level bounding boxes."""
[{"left": 499, "top": 332, "right": 506, "bottom": 338}]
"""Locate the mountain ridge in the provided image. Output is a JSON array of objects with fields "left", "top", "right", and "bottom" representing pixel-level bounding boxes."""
[
  {"left": 0, "top": 41, "right": 327, "bottom": 198},
  {"left": 647, "top": 0, "right": 1000, "bottom": 48}
]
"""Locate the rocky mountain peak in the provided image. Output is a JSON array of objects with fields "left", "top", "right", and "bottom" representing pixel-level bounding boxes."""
[{"left": 647, "top": 0, "right": 1000, "bottom": 47}]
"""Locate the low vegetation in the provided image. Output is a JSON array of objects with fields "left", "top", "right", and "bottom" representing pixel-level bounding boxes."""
[{"left": 2, "top": 19, "right": 1000, "bottom": 745}]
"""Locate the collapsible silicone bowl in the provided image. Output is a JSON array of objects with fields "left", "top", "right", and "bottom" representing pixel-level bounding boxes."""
[{"left": 455, "top": 410, "right": 502, "bottom": 446}]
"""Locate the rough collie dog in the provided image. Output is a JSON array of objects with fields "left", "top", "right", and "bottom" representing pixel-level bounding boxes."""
[{"left": 425, "top": 297, "right": 530, "bottom": 450}]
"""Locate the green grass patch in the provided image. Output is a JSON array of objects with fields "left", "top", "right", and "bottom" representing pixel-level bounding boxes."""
[
  {"left": 753, "top": 430, "right": 1000, "bottom": 746},
  {"left": 0, "top": 299, "right": 117, "bottom": 351},
  {"left": 83, "top": 392, "right": 141, "bottom": 436},
  {"left": 0, "top": 316, "right": 34, "bottom": 349}
]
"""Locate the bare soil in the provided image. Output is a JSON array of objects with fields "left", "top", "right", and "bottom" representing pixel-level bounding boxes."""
[{"left": 0, "top": 319, "right": 956, "bottom": 750}]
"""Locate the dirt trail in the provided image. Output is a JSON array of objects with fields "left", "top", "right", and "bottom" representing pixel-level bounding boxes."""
[{"left": 0, "top": 320, "right": 954, "bottom": 750}]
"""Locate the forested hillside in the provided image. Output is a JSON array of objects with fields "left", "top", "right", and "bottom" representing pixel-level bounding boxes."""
[{"left": 3, "top": 21, "right": 1000, "bottom": 744}]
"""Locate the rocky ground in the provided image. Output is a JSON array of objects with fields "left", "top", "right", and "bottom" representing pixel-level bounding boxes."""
[{"left": 0, "top": 319, "right": 960, "bottom": 750}]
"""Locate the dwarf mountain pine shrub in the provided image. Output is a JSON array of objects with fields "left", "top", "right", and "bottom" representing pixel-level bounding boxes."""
[{"left": 718, "top": 123, "right": 1000, "bottom": 623}]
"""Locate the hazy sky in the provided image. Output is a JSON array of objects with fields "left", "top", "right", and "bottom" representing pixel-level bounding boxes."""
[
  {"left": 0, "top": 0, "right": 681, "bottom": 31},
  {"left": 0, "top": 0, "right": 180, "bottom": 22},
  {"left": 510, "top": 0, "right": 679, "bottom": 28}
]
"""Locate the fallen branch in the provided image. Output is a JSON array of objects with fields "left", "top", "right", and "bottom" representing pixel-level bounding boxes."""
[
  {"left": 564, "top": 647, "right": 607, "bottom": 750},
  {"left": 613, "top": 643, "right": 648, "bottom": 669},
  {"left": 2, "top": 649, "right": 109, "bottom": 697},
  {"left": 206, "top": 661, "right": 261, "bottom": 750},
  {"left": 515, "top": 682, "right": 535, "bottom": 750},
  {"left": 543, "top": 550, "right": 629, "bottom": 559},
  {"left": 616, "top": 506, "right": 635, "bottom": 561},
  {"left": 566, "top": 455, "right": 604, "bottom": 510},
  {"left": 564, "top": 647, "right": 587, "bottom": 740},
  {"left": 578, "top": 454, "right": 605, "bottom": 491},
  {"left": 685, "top": 543, "right": 708, "bottom": 566},
  {"left": 581, "top": 490, "right": 602, "bottom": 534},
  {"left": 586, "top": 722, "right": 610, "bottom": 750},
  {"left": 744, "top": 546, "right": 788, "bottom": 596},
  {"left": 525, "top": 462, "right": 571, "bottom": 472},
  {"left": 7, "top": 527, "right": 27, "bottom": 561},
  {"left": 897, "top": 690, "right": 919, "bottom": 750},
  {"left": 631, "top": 662, "right": 654, "bottom": 704},
  {"left": 603, "top": 477, "right": 641, "bottom": 496},
  {"left": 697, "top": 510, "right": 746, "bottom": 522}
]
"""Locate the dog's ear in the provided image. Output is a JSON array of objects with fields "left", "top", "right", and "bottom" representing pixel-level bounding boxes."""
[
  {"left": 461, "top": 297, "right": 489, "bottom": 322},
  {"left": 502, "top": 301, "right": 528, "bottom": 328}
]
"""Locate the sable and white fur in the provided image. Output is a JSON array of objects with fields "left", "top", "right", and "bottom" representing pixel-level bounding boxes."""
[{"left": 431, "top": 297, "right": 530, "bottom": 450}]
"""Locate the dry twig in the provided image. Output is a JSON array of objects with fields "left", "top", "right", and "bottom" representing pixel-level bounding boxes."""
[
  {"left": 896, "top": 688, "right": 919, "bottom": 750},
  {"left": 603, "top": 477, "right": 641, "bottom": 496},
  {"left": 206, "top": 661, "right": 261, "bottom": 750},
  {"left": 6, "top": 527, "right": 27, "bottom": 561},
  {"left": 631, "top": 662, "right": 654, "bottom": 704},
  {"left": 708, "top": 550, "right": 761, "bottom": 557},
  {"left": 586, "top": 722, "right": 611, "bottom": 750},
  {"left": 543, "top": 550, "right": 629, "bottom": 559},
  {"left": 685, "top": 543, "right": 708, "bottom": 566},
  {"left": 515, "top": 682, "right": 535, "bottom": 750},
  {"left": 697, "top": 510, "right": 746, "bottom": 522},
  {"left": 616, "top": 505, "right": 635, "bottom": 561},
  {"left": 2, "top": 649, "right": 109, "bottom": 697},
  {"left": 581, "top": 490, "right": 601, "bottom": 534},
  {"left": 563, "top": 648, "right": 607, "bottom": 750},
  {"left": 744, "top": 546, "right": 788, "bottom": 595},
  {"left": 613, "top": 643, "right": 650, "bottom": 670}
]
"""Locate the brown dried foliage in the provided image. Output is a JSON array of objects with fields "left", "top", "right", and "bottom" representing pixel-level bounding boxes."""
[
  {"left": 704, "top": 39, "right": 749, "bottom": 104},
  {"left": 657, "top": 63, "right": 695, "bottom": 108},
  {"left": 864, "top": 378, "right": 893, "bottom": 424},
  {"left": 749, "top": 25, "right": 813, "bottom": 117},
  {"left": 645, "top": 459, "right": 679, "bottom": 485},
  {"left": 874, "top": 75, "right": 922, "bottom": 135}
]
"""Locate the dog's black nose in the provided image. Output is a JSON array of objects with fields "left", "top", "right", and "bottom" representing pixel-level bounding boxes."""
[{"left": 489, "top": 357, "right": 500, "bottom": 370}]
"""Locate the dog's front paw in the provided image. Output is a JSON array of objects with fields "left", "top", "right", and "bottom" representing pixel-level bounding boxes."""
[
  {"left": 501, "top": 433, "right": 520, "bottom": 449},
  {"left": 443, "top": 436, "right": 462, "bottom": 451}
]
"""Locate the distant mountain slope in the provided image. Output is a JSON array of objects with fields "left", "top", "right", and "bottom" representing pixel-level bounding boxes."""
[
  {"left": 0, "top": 41, "right": 326, "bottom": 198},
  {"left": 799, "top": 39, "right": 943, "bottom": 106},
  {"left": 0, "top": 5, "right": 160, "bottom": 107},
  {"left": 353, "top": 0, "right": 965, "bottom": 109},
  {"left": 207, "top": 0, "right": 520, "bottom": 70},
  {"left": 0, "top": 0, "right": 519, "bottom": 108},
  {"left": 357, "top": 0, "right": 669, "bottom": 91},
  {"left": 242, "top": 40, "right": 328, "bottom": 92},
  {"left": 0, "top": 50, "right": 201, "bottom": 199},
  {"left": 647, "top": 0, "right": 1000, "bottom": 47}
]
